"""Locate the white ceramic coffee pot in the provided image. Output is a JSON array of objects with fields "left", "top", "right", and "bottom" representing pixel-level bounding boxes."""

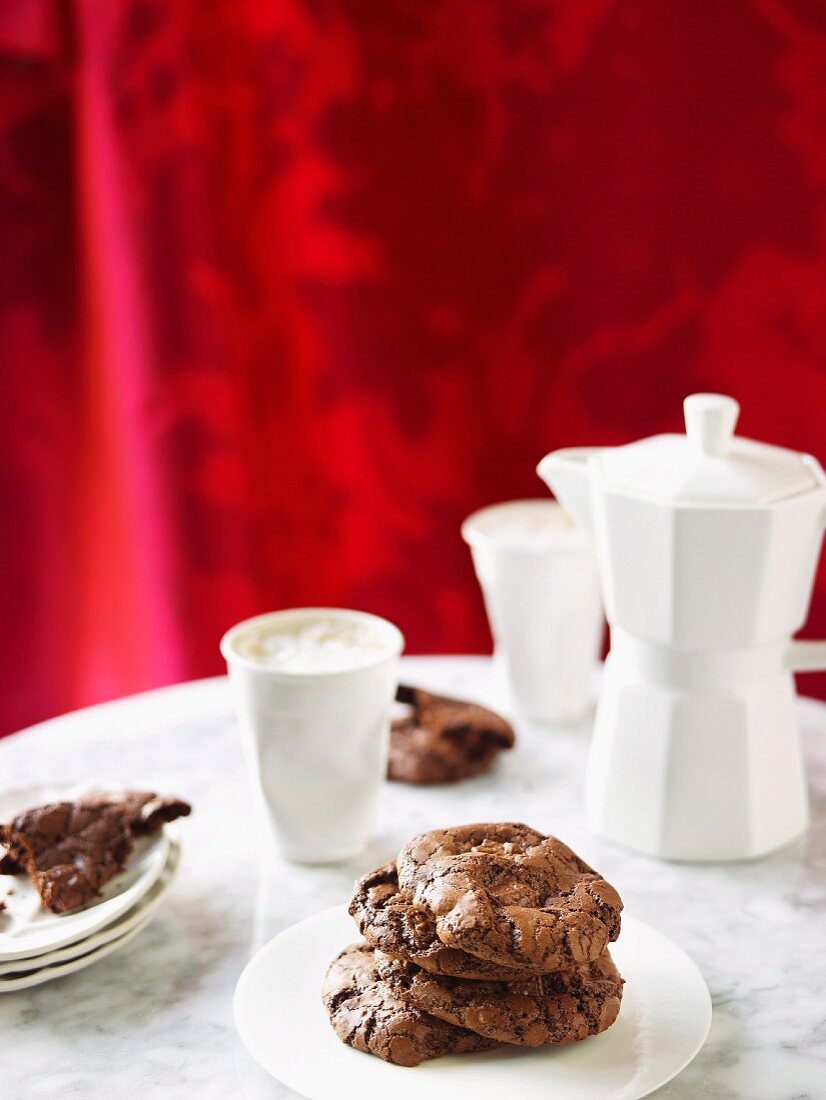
[{"left": 538, "top": 394, "right": 826, "bottom": 861}]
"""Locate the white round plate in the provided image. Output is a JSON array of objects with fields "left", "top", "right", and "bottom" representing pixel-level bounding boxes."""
[
  {"left": 0, "top": 781, "right": 170, "bottom": 961},
  {"left": 234, "top": 907, "right": 711, "bottom": 1100},
  {"left": 0, "top": 840, "right": 180, "bottom": 977}
]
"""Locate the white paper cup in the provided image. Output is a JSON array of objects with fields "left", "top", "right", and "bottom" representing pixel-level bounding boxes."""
[
  {"left": 220, "top": 608, "right": 404, "bottom": 863},
  {"left": 462, "top": 500, "right": 603, "bottom": 724}
]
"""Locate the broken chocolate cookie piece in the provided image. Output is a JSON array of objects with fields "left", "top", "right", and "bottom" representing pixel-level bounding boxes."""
[
  {"left": 83, "top": 791, "right": 191, "bottom": 835},
  {"left": 0, "top": 790, "right": 190, "bottom": 914},
  {"left": 0, "top": 801, "right": 133, "bottom": 914},
  {"left": 388, "top": 684, "right": 515, "bottom": 784}
]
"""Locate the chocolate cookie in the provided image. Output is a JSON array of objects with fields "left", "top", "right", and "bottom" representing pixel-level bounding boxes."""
[
  {"left": 375, "top": 949, "right": 624, "bottom": 1047},
  {"left": 349, "top": 862, "right": 531, "bottom": 981},
  {"left": 0, "top": 790, "right": 191, "bottom": 914},
  {"left": 0, "top": 801, "right": 134, "bottom": 914},
  {"left": 397, "top": 823, "right": 622, "bottom": 972},
  {"left": 84, "top": 791, "right": 191, "bottom": 835},
  {"left": 322, "top": 943, "right": 500, "bottom": 1066},
  {"left": 388, "top": 685, "right": 515, "bottom": 784}
]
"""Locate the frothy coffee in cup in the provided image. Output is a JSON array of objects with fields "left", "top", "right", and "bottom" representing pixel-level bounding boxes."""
[
  {"left": 228, "top": 610, "right": 399, "bottom": 674},
  {"left": 462, "top": 500, "right": 602, "bottom": 724},
  {"left": 465, "top": 499, "right": 585, "bottom": 551},
  {"left": 221, "top": 608, "right": 404, "bottom": 862}
]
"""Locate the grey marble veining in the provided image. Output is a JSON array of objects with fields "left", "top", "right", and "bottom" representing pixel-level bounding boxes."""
[{"left": 0, "top": 658, "right": 824, "bottom": 1100}]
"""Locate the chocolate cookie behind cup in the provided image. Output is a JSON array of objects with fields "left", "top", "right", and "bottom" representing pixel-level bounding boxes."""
[
  {"left": 375, "top": 948, "right": 624, "bottom": 1047},
  {"left": 388, "top": 685, "right": 515, "bottom": 784},
  {"left": 349, "top": 862, "right": 534, "bottom": 981},
  {"left": 322, "top": 943, "right": 501, "bottom": 1066},
  {"left": 397, "top": 823, "right": 623, "bottom": 973}
]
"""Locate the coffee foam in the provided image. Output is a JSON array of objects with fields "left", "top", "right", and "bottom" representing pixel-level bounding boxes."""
[
  {"left": 470, "top": 501, "right": 574, "bottom": 548},
  {"left": 231, "top": 614, "right": 394, "bottom": 673}
]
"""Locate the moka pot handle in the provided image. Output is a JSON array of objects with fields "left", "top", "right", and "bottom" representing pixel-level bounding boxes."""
[{"left": 786, "top": 640, "right": 826, "bottom": 672}]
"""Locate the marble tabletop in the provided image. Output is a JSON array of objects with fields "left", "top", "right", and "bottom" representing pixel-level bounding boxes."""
[{"left": 0, "top": 656, "right": 824, "bottom": 1100}]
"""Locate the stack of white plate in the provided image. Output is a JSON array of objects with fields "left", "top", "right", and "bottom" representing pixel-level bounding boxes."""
[{"left": 0, "top": 782, "right": 181, "bottom": 992}]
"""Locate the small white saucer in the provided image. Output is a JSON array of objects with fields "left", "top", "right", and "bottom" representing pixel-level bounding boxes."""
[
  {"left": 0, "top": 909, "right": 154, "bottom": 991},
  {"left": 235, "top": 907, "right": 711, "bottom": 1100},
  {"left": 0, "top": 781, "right": 171, "bottom": 961}
]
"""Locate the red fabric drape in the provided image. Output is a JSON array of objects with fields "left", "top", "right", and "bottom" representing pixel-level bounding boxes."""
[{"left": 2, "top": 0, "right": 826, "bottom": 735}]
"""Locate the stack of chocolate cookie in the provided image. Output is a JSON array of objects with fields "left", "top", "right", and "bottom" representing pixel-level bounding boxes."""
[{"left": 323, "top": 823, "right": 624, "bottom": 1067}]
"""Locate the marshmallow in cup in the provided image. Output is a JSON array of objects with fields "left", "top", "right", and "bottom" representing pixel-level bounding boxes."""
[
  {"left": 462, "top": 500, "right": 603, "bottom": 724},
  {"left": 220, "top": 608, "right": 404, "bottom": 864}
]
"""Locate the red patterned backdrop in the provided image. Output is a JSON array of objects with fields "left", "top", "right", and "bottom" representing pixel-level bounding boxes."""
[{"left": 1, "top": 0, "right": 826, "bottom": 735}]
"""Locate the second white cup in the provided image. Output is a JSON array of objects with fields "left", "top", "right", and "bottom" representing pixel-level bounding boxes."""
[
  {"left": 220, "top": 608, "right": 404, "bottom": 863},
  {"left": 462, "top": 500, "right": 603, "bottom": 724}
]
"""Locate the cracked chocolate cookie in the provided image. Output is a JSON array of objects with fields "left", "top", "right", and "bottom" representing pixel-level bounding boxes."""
[
  {"left": 388, "top": 685, "right": 515, "bottom": 785},
  {"left": 86, "top": 791, "right": 192, "bottom": 835},
  {"left": 396, "top": 823, "right": 622, "bottom": 972},
  {"left": 0, "top": 791, "right": 191, "bottom": 914},
  {"left": 375, "top": 948, "right": 624, "bottom": 1047},
  {"left": 349, "top": 862, "right": 531, "bottom": 981},
  {"left": 322, "top": 943, "right": 501, "bottom": 1066}
]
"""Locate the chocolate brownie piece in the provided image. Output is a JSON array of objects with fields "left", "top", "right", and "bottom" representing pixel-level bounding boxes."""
[
  {"left": 397, "top": 823, "right": 622, "bottom": 972},
  {"left": 375, "top": 949, "right": 624, "bottom": 1047},
  {"left": 349, "top": 862, "right": 532, "bottom": 981},
  {"left": 0, "top": 790, "right": 190, "bottom": 914},
  {"left": 322, "top": 943, "right": 500, "bottom": 1066},
  {"left": 388, "top": 685, "right": 515, "bottom": 785}
]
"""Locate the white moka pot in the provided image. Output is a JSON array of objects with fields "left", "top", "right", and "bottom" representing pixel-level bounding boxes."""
[{"left": 538, "top": 394, "right": 826, "bottom": 861}]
